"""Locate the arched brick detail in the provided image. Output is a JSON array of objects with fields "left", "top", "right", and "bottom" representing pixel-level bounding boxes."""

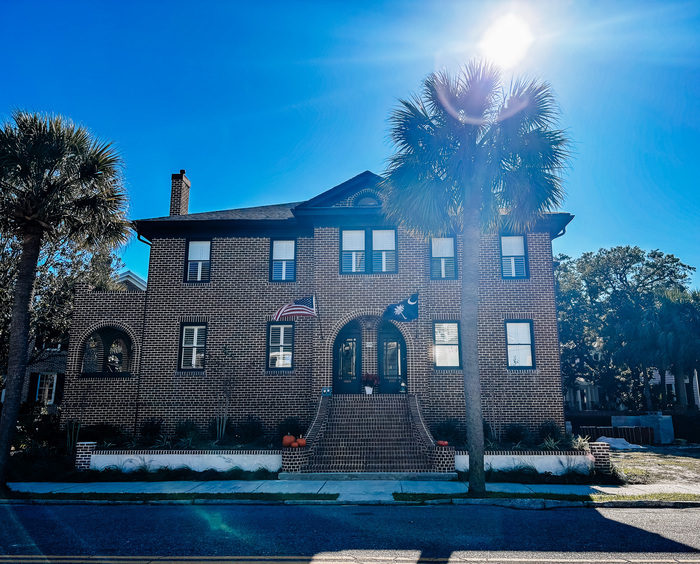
[
  {"left": 350, "top": 189, "right": 382, "bottom": 207},
  {"left": 69, "top": 321, "right": 141, "bottom": 375},
  {"left": 321, "top": 309, "right": 417, "bottom": 392}
]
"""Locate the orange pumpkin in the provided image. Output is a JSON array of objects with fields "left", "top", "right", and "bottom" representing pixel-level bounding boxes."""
[
  {"left": 297, "top": 438, "right": 307, "bottom": 447},
  {"left": 282, "top": 435, "right": 296, "bottom": 447},
  {"left": 291, "top": 442, "right": 299, "bottom": 448}
]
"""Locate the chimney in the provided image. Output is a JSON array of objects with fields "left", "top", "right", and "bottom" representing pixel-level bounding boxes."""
[{"left": 170, "top": 169, "right": 190, "bottom": 216}]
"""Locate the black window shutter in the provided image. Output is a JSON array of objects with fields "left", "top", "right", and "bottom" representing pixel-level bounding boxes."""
[
  {"left": 27, "top": 373, "right": 39, "bottom": 403},
  {"left": 54, "top": 374, "right": 65, "bottom": 404}
]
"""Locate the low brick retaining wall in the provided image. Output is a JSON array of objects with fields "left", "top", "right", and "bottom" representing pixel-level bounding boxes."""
[
  {"left": 78, "top": 443, "right": 282, "bottom": 472},
  {"left": 454, "top": 450, "right": 595, "bottom": 475}
]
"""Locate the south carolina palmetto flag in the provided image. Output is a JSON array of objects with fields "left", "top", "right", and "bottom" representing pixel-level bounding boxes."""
[{"left": 273, "top": 295, "right": 317, "bottom": 321}]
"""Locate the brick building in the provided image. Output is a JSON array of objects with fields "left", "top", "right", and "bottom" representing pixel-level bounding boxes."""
[{"left": 62, "top": 170, "right": 572, "bottom": 469}]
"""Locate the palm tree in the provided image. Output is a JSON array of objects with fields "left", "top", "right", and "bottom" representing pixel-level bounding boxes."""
[
  {"left": 382, "top": 61, "right": 570, "bottom": 493},
  {"left": 0, "top": 111, "right": 129, "bottom": 483}
]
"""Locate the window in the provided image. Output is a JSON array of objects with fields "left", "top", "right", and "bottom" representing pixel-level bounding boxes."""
[
  {"left": 505, "top": 320, "right": 535, "bottom": 369},
  {"left": 180, "top": 324, "right": 207, "bottom": 370},
  {"left": 501, "top": 236, "right": 527, "bottom": 278},
  {"left": 36, "top": 373, "right": 57, "bottom": 405},
  {"left": 267, "top": 323, "right": 294, "bottom": 369},
  {"left": 186, "top": 241, "right": 211, "bottom": 282},
  {"left": 431, "top": 237, "right": 456, "bottom": 279},
  {"left": 270, "top": 240, "right": 296, "bottom": 281},
  {"left": 433, "top": 322, "right": 461, "bottom": 368},
  {"left": 341, "top": 229, "right": 397, "bottom": 274}
]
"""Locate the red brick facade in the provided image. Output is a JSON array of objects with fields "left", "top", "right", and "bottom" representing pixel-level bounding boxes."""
[{"left": 62, "top": 171, "right": 571, "bottom": 439}]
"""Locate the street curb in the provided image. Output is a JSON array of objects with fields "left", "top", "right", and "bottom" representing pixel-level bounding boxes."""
[{"left": 3, "top": 498, "right": 700, "bottom": 509}]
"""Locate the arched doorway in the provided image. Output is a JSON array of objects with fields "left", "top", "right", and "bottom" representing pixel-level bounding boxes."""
[
  {"left": 333, "top": 320, "right": 362, "bottom": 394},
  {"left": 332, "top": 318, "right": 408, "bottom": 394}
]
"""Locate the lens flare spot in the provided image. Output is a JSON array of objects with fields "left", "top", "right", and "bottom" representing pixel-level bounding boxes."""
[{"left": 479, "top": 13, "right": 534, "bottom": 69}]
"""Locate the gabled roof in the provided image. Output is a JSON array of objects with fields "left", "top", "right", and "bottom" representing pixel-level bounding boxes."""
[
  {"left": 294, "top": 171, "right": 382, "bottom": 210},
  {"left": 132, "top": 169, "right": 573, "bottom": 240},
  {"left": 118, "top": 270, "right": 147, "bottom": 291}
]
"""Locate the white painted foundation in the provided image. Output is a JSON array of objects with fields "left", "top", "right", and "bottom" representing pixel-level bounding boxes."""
[
  {"left": 90, "top": 450, "right": 282, "bottom": 473},
  {"left": 455, "top": 452, "right": 594, "bottom": 475}
]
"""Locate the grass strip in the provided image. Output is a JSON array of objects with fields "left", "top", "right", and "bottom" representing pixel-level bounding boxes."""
[
  {"left": 393, "top": 492, "right": 700, "bottom": 503},
  {"left": 3, "top": 491, "right": 338, "bottom": 502}
]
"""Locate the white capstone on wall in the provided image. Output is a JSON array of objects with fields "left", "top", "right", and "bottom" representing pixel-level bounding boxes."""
[{"left": 455, "top": 452, "right": 594, "bottom": 475}]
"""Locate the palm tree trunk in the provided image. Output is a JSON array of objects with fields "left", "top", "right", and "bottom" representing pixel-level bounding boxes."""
[
  {"left": 641, "top": 366, "right": 653, "bottom": 412},
  {"left": 461, "top": 205, "right": 485, "bottom": 494},
  {"left": 674, "top": 363, "right": 688, "bottom": 410},
  {"left": 0, "top": 230, "right": 42, "bottom": 484}
]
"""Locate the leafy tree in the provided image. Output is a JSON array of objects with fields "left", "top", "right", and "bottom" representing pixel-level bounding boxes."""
[
  {"left": 382, "top": 61, "right": 570, "bottom": 493},
  {"left": 0, "top": 111, "right": 129, "bottom": 483},
  {"left": 555, "top": 246, "right": 696, "bottom": 411},
  {"left": 0, "top": 237, "right": 124, "bottom": 371}
]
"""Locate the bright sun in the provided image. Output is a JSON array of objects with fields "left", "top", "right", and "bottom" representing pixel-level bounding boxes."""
[{"left": 478, "top": 13, "right": 534, "bottom": 69}]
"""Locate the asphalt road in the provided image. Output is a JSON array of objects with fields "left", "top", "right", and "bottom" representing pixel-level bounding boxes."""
[{"left": 1, "top": 504, "right": 699, "bottom": 562}]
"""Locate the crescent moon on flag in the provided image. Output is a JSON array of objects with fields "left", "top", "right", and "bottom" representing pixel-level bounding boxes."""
[{"left": 407, "top": 296, "right": 417, "bottom": 305}]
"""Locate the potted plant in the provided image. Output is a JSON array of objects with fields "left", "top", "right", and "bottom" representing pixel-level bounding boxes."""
[{"left": 362, "top": 373, "right": 379, "bottom": 394}]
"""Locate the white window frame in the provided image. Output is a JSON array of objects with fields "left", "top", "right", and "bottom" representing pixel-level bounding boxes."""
[
  {"left": 433, "top": 321, "right": 461, "bottom": 369},
  {"left": 431, "top": 237, "right": 456, "bottom": 279},
  {"left": 36, "top": 373, "right": 57, "bottom": 405},
  {"left": 271, "top": 239, "right": 296, "bottom": 281},
  {"left": 501, "top": 235, "right": 528, "bottom": 278},
  {"left": 186, "top": 241, "right": 211, "bottom": 282},
  {"left": 267, "top": 322, "right": 294, "bottom": 370},
  {"left": 180, "top": 324, "right": 207, "bottom": 370}
]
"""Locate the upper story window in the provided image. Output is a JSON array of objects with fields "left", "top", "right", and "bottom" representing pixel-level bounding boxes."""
[
  {"left": 356, "top": 195, "right": 380, "bottom": 206},
  {"left": 36, "top": 373, "right": 57, "bottom": 405},
  {"left": 186, "top": 241, "right": 211, "bottom": 282},
  {"left": 433, "top": 321, "right": 461, "bottom": 368},
  {"left": 501, "top": 236, "right": 528, "bottom": 279},
  {"left": 271, "top": 240, "right": 296, "bottom": 282},
  {"left": 505, "top": 320, "right": 535, "bottom": 369},
  {"left": 180, "top": 324, "right": 207, "bottom": 370},
  {"left": 431, "top": 237, "right": 456, "bottom": 279},
  {"left": 341, "top": 229, "right": 397, "bottom": 274},
  {"left": 267, "top": 322, "right": 294, "bottom": 370}
]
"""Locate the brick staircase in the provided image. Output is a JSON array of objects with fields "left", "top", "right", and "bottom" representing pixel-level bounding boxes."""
[{"left": 301, "top": 394, "right": 433, "bottom": 473}]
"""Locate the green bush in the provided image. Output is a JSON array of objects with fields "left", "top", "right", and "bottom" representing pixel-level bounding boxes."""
[
  {"left": 276, "top": 417, "right": 305, "bottom": 442},
  {"left": 237, "top": 415, "right": 264, "bottom": 443},
  {"left": 432, "top": 418, "right": 464, "bottom": 446},
  {"left": 537, "top": 420, "right": 562, "bottom": 442},
  {"left": 80, "top": 423, "right": 128, "bottom": 447},
  {"left": 139, "top": 418, "right": 163, "bottom": 444},
  {"left": 503, "top": 423, "right": 529, "bottom": 445},
  {"left": 672, "top": 412, "right": 700, "bottom": 443},
  {"left": 174, "top": 419, "right": 200, "bottom": 440}
]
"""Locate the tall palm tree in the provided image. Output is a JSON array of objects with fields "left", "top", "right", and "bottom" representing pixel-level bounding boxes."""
[
  {"left": 382, "top": 61, "right": 570, "bottom": 493},
  {"left": 0, "top": 111, "right": 129, "bottom": 483}
]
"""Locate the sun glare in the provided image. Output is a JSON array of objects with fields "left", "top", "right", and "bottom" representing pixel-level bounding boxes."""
[{"left": 479, "top": 13, "right": 534, "bottom": 69}]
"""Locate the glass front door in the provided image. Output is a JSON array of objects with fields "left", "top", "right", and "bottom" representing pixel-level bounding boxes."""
[
  {"left": 333, "top": 322, "right": 362, "bottom": 394},
  {"left": 377, "top": 321, "right": 406, "bottom": 394}
]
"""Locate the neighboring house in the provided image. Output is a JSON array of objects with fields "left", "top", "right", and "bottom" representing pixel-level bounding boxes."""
[
  {"left": 0, "top": 270, "right": 147, "bottom": 411},
  {"left": 564, "top": 377, "right": 601, "bottom": 411},
  {"left": 62, "top": 170, "right": 572, "bottom": 465}
]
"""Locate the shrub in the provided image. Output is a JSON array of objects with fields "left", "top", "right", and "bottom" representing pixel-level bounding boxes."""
[
  {"left": 503, "top": 423, "right": 529, "bottom": 445},
  {"left": 276, "top": 417, "right": 305, "bottom": 442},
  {"left": 80, "top": 423, "right": 127, "bottom": 447},
  {"left": 237, "top": 415, "right": 264, "bottom": 443},
  {"left": 175, "top": 420, "right": 200, "bottom": 440},
  {"left": 432, "top": 418, "right": 464, "bottom": 446},
  {"left": 140, "top": 418, "right": 163, "bottom": 444},
  {"left": 483, "top": 420, "right": 494, "bottom": 441},
  {"left": 672, "top": 412, "right": 700, "bottom": 443},
  {"left": 537, "top": 420, "right": 562, "bottom": 442}
]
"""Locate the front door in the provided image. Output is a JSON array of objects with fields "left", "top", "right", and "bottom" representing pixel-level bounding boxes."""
[
  {"left": 377, "top": 321, "right": 406, "bottom": 394},
  {"left": 333, "top": 322, "right": 362, "bottom": 394}
]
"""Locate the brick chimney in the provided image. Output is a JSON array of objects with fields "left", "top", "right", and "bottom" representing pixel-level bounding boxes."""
[{"left": 170, "top": 169, "right": 190, "bottom": 216}]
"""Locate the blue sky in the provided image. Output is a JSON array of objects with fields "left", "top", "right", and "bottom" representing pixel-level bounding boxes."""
[{"left": 2, "top": 0, "right": 699, "bottom": 285}]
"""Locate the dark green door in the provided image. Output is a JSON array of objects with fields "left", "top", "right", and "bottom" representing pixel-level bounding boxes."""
[
  {"left": 333, "top": 322, "right": 362, "bottom": 394},
  {"left": 378, "top": 321, "right": 406, "bottom": 394}
]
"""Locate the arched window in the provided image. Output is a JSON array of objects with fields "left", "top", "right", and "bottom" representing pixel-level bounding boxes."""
[
  {"left": 355, "top": 194, "right": 380, "bottom": 207},
  {"left": 82, "top": 328, "right": 133, "bottom": 375}
]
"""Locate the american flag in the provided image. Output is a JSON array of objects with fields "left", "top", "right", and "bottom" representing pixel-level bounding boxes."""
[{"left": 273, "top": 295, "right": 317, "bottom": 321}]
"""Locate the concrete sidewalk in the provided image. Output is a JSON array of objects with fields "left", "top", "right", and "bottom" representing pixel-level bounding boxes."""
[{"left": 8, "top": 480, "right": 700, "bottom": 503}]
